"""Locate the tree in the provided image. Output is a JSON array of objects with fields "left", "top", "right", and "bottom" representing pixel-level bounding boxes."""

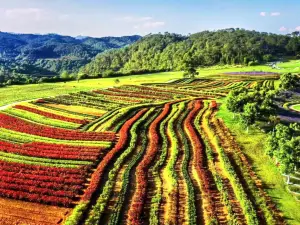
[
  {"left": 60, "top": 71, "right": 71, "bottom": 80},
  {"left": 279, "top": 73, "right": 299, "bottom": 90},
  {"left": 265, "top": 124, "right": 298, "bottom": 182},
  {"left": 226, "top": 88, "right": 249, "bottom": 117},
  {"left": 114, "top": 79, "right": 120, "bottom": 84},
  {"left": 269, "top": 115, "right": 280, "bottom": 131},
  {"left": 103, "top": 70, "right": 115, "bottom": 78},
  {"left": 182, "top": 59, "right": 199, "bottom": 78},
  {"left": 239, "top": 103, "right": 258, "bottom": 132}
]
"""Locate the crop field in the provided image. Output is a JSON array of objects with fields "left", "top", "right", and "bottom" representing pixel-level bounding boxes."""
[{"left": 0, "top": 74, "right": 297, "bottom": 225}]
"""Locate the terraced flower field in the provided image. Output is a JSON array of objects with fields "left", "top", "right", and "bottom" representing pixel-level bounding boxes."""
[{"left": 0, "top": 76, "right": 289, "bottom": 225}]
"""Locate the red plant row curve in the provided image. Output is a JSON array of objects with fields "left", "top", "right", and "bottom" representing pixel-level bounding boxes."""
[
  {"left": 0, "top": 160, "right": 89, "bottom": 207},
  {"left": 184, "top": 100, "right": 216, "bottom": 221},
  {"left": 0, "top": 113, "right": 116, "bottom": 141},
  {"left": 82, "top": 108, "right": 148, "bottom": 202},
  {"left": 0, "top": 141, "right": 106, "bottom": 161},
  {"left": 14, "top": 105, "right": 89, "bottom": 124}
]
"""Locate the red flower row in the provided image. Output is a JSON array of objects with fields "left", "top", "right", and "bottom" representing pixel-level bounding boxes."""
[
  {"left": 23, "top": 142, "right": 102, "bottom": 152},
  {"left": 82, "top": 109, "right": 147, "bottom": 202},
  {"left": 0, "top": 188, "right": 73, "bottom": 207},
  {"left": 1, "top": 175, "right": 82, "bottom": 192},
  {"left": 128, "top": 103, "right": 171, "bottom": 224},
  {"left": 0, "top": 113, "right": 116, "bottom": 141},
  {"left": 0, "top": 141, "right": 103, "bottom": 161},
  {"left": 0, "top": 181, "right": 76, "bottom": 198},
  {"left": 0, "top": 160, "right": 88, "bottom": 176},
  {"left": 14, "top": 105, "right": 89, "bottom": 124},
  {"left": 0, "top": 170, "right": 85, "bottom": 185}
]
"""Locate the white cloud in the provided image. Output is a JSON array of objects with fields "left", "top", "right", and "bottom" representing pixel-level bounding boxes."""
[
  {"left": 279, "top": 26, "right": 287, "bottom": 32},
  {"left": 119, "top": 16, "right": 153, "bottom": 23},
  {"left": 295, "top": 26, "right": 300, "bottom": 31},
  {"left": 260, "top": 12, "right": 267, "bottom": 16},
  {"left": 271, "top": 12, "right": 281, "bottom": 16},
  {"left": 5, "top": 8, "right": 44, "bottom": 20}
]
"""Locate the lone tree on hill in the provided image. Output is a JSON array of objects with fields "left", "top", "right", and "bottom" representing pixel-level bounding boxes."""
[{"left": 182, "top": 55, "right": 199, "bottom": 78}]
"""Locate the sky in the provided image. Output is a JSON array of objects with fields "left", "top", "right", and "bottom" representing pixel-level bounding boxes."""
[{"left": 0, "top": 0, "right": 299, "bottom": 37}]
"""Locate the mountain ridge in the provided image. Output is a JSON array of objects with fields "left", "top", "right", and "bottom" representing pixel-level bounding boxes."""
[{"left": 0, "top": 31, "right": 141, "bottom": 76}]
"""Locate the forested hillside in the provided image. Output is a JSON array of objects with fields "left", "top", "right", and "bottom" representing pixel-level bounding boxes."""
[
  {"left": 0, "top": 32, "right": 140, "bottom": 76},
  {"left": 81, "top": 29, "right": 300, "bottom": 76}
]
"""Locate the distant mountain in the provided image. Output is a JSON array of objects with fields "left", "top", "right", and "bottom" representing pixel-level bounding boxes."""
[
  {"left": 81, "top": 29, "right": 300, "bottom": 76},
  {"left": 0, "top": 32, "right": 141, "bottom": 76}
]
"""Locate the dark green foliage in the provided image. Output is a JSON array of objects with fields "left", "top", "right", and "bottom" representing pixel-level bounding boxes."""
[
  {"left": 266, "top": 124, "right": 300, "bottom": 174},
  {"left": 279, "top": 73, "right": 300, "bottom": 90},
  {"left": 82, "top": 29, "right": 300, "bottom": 75},
  {"left": 226, "top": 86, "right": 276, "bottom": 130}
]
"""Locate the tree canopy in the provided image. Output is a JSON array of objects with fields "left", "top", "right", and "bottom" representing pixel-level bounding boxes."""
[{"left": 82, "top": 29, "right": 300, "bottom": 76}]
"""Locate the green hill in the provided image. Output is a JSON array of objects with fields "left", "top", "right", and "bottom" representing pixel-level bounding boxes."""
[{"left": 81, "top": 28, "right": 300, "bottom": 76}]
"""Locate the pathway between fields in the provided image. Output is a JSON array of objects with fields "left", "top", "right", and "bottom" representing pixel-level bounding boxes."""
[{"left": 0, "top": 99, "right": 38, "bottom": 111}]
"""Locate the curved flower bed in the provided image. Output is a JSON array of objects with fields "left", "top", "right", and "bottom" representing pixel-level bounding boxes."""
[{"left": 0, "top": 113, "right": 116, "bottom": 141}]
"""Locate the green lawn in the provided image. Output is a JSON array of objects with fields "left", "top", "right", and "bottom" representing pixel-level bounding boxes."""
[
  {"left": 198, "top": 60, "right": 300, "bottom": 77},
  {"left": 278, "top": 60, "right": 300, "bottom": 72},
  {"left": 216, "top": 100, "right": 300, "bottom": 225}
]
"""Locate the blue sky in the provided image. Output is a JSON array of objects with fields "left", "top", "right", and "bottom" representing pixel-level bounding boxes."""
[{"left": 0, "top": 0, "right": 299, "bottom": 37}]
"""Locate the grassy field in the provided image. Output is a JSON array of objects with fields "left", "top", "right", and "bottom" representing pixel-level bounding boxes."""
[
  {"left": 216, "top": 100, "right": 300, "bottom": 225},
  {"left": 291, "top": 104, "right": 300, "bottom": 111},
  {"left": 1, "top": 60, "right": 299, "bottom": 107},
  {"left": 0, "top": 72, "right": 183, "bottom": 107}
]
